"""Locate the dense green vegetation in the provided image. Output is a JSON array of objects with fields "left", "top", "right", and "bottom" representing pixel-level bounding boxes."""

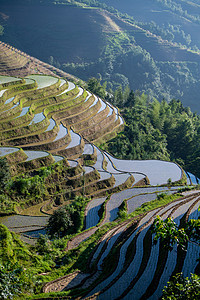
[
  {"left": 0, "top": 158, "right": 11, "bottom": 190},
  {"left": 162, "top": 273, "right": 200, "bottom": 300},
  {"left": 0, "top": 160, "right": 75, "bottom": 215},
  {"left": 0, "top": 223, "right": 58, "bottom": 299},
  {"left": 156, "top": 0, "right": 200, "bottom": 24},
  {"left": 61, "top": 0, "right": 200, "bottom": 111},
  {"left": 0, "top": 162, "right": 92, "bottom": 298},
  {"left": 152, "top": 211, "right": 200, "bottom": 299},
  {"left": 153, "top": 213, "right": 200, "bottom": 251},
  {"left": 65, "top": 0, "right": 200, "bottom": 51},
  {"left": 99, "top": 0, "right": 200, "bottom": 47},
  {"left": 64, "top": 27, "right": 200, "bottom": 110},
  {"left": 0, "top": 166, "right": 51, "bottom": 215},
  {"left": 0, "top": 216, "right": 117, "bottom": 298},
  {"left": 152, "top": 216, "right": 189, "bottom": 251},
  {"left": 47, "top": 196, "right": 90, "bottom": 238},
  {"left": 87, "top": 76, "right": 200, "bottom": 177},
  {"left": 103, "top": 92, "right": 200, "bottom": 178}
]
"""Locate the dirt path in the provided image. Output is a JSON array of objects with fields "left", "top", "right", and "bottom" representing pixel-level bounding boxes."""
[{"left": 66, "top": 227, "right": 98, "bottom": 251}]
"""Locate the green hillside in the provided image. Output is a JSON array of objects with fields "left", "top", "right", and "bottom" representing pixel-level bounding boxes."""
[
  {"left": 1, "top": 0, "right": 200, "bottom": 111},
  {"left": 100, "top": 0, "right": 200, "bottom": 48}
]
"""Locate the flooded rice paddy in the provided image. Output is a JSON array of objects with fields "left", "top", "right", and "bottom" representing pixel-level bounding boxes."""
[
  {"left": 65, "top": 130, "right": 81, "bottom": 149},
  {"left": 24, "top": 150, "right": 49, "bottom": 161},
  {"left": 0, "top": 146, "right": 19, "bottom": 157},
  {"left": 25, "top": 75, "right": 58, "bottom": 89}
]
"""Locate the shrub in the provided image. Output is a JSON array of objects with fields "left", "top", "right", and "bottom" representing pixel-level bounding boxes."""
[
  {"left": 46, "top": 196, "right": 90, "bottom": 238},
  {"left": 46, "top": 207, "right": 73, "bottom": 238},
  {"left": 0, "top": 157, "right": 11, "bottom": 191},
  {"left": 157, "top": 192, "right": 167, "bottom": 200},
  {"left": 0, "top": 263, "right": 24, "bottom": 299}
]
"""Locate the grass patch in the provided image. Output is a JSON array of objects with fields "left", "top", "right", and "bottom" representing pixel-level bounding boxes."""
[{"left": 128, "top": 193, "right": 183, "bottom": 219}]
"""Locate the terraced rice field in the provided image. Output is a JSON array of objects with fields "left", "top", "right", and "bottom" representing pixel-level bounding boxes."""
[
  {"left": 98, "top": 98, "right": 107, "bottom": 113},
  {"left": 0, "top": 215, "right": 49, "bottom": 235},
  {"left": 52, "top": 155, "right": 64, "bottom": 163},
  {"left": 127, "top": 189, "right": 178, "bottom": 213},
  {"left": 0, "top": 146, "right": 19, "bottom": 156},
  {"left": 24, "top": 150, "right": 49, "bottom": 162},
  {"left": 106, "top": 153, "right": 182, "bottom": 185},
  {"left": 85, "top": 197, "right": 106, "bottom": 229},
  {"left": 68, "top": 160, "right": 78, "bottom": 168},
  {"left": 0, "top": 75, "right": 21, "bottom": 84},
  {"left": 4, "top": 96, "right": 15, "bottom": 105},
  {"left": 187, "top": 171, "right": 199, "bottom": 185},
  {"left": 45, "top": 118, "right": 56, "bottom": 132},
  {"left": 25, "top": 75, "right": 58, "bottom": 89},
  {"left": 65, "top": 130, "right": 81, "bottom": 149},
  {"left": 66, "top": 192, "right": 199, "bottom": 300},
  {"left": 57, "top": 81, "right": 76, "bottom": 95},
  {"left": 0, "top": 72, "right": 199, "bottom": 298},
  {"left": 53, "top": 124, "right": 68, "bottom": 141},
  {"left": 15, "top": 106, "right": 30, "bottom": 118},
  {"left": 83, "top": 143, "right": 94, "bottom": 155},
  {"left": 0, "top": 69, "right": 189, "bottom": 217},
  {"left": 83, "top": 166, "right": 94, "bottom": 174},
  {"left": 90, "top": 95, "right": 99, "bottom": 108}
]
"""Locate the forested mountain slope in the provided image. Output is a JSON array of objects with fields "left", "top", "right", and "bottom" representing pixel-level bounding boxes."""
[
  {"left": 1, "top": 0, "right": 200, "bottom": 111},
  {"left": 100, "top": 0, "right": 200, "bottom": 49},
  {"left": 103, "top": 91, "right": 200, "bottom": 179}
]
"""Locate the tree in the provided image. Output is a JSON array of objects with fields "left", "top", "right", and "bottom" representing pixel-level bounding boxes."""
[
  {"left": 46, "top": 207, "right": 73, "bottom": 238},
  {"left": 114, "top": 85, "right": 123, "bottom": 107},
  {"left": 46, "top": 196, "right": 89, "bottom": 238},
  {"left": 87, "top": 77, "right": 106, "bottom": 99},
  {"left": 35, "top": 234, "right": 50, "bottom": 255},
  {"left": 162, "top": 273, "right": 200, "bottom": 300},
  {"left": 152, "top": 209, "right": 200, "bottom": 250},
  {"left": 152, "top": 213, "right": 200, "bottom": 298},
  {"left": 125, "top": 90, "right": 135, "bottom": 107},
  {"left": 185, "top": 218, "right": 200, "bottom": 244},
  {"left": 149, "top": 99, "right": 161, "bottom": 128},
  {"left": 152, "top": 216, "right": 188, "bottom": 251}
]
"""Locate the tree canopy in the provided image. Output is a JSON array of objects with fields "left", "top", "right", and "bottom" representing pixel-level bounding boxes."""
[
  {"left": 162, "top": 273, "right": 200, "bottom": 300},
  {"left": 46, "top": 196, "right": 89, "bottom": 238},
  {"left": 46, "top": 207, "right": 73, "bottom": 238},
  {"left": 103, "top": 90, "right": 200, "bottom": 178}
]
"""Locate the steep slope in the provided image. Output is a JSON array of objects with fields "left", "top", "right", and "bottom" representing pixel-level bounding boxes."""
[
  {"left": 0, "top": 40, "right": 77, "bottom": 81},
  {"left": 0, "top": 70, "right": 185, "bottom": 237},
  {"left": 0, "top": 72, "right": 183, "bottom": 186},
  {"left": 42, "top": 190, "right": 200, "bottom": 298},
  {"left": 1, "top": 0, "right": 200, "bottom": 111},
  {"left": 101, "top": 0, "right": 200, "bottom": 48},
  {"left": 0, "top": 46, "right": 198, "bottom": 299}
]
